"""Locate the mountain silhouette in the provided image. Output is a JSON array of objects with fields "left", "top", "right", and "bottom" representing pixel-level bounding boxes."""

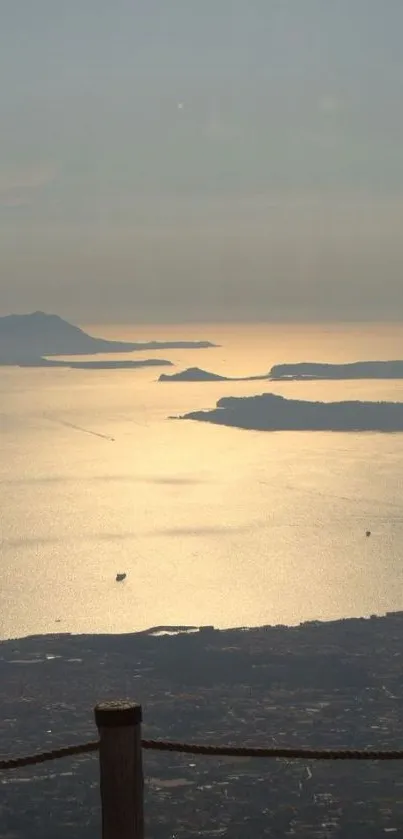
[
  {"left": 178, "top": 392, "right": 403, "bottom": 432},
  {"left": 270, "top": 360, "right": 403, "bottom": 380},
  {"left": 159, "top": 366, "right": 271, "bottom": 382},
  {"left": 0, "top": 311, "right": 215, "bottom": 366}
]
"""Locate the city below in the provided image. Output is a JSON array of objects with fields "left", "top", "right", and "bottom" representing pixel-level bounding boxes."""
[{"left": 1, "top": 611, "right": 403, "bottom": 837}]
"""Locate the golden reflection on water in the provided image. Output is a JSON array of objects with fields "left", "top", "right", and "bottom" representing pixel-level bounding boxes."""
[{"left": 2, "top": 323, "right": 403, "bottom": 639}]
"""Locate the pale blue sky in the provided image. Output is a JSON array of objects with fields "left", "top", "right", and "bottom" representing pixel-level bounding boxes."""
[{"left": 1, "top": 1, "right": 403, "bottom": 322}]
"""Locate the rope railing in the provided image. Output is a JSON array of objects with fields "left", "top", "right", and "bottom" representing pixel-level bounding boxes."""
[
  {"left": 0, "top": 740, "right": 99, "bottom": 771},
  {"left": 142, "top": 740, "right": 403, "bottom": 761},
  {"left": 2, "top": 738, "right": 403, "bottom": 771},
  {"left": 1, "top": 700, "right": 402, "bottom": 838}
]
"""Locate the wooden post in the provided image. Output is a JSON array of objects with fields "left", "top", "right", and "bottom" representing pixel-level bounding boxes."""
[{"left": 94, "top": 701, "right": 144, "bottom": 839}]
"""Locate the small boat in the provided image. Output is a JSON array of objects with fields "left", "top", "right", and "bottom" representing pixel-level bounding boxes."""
[{"left": 116, "top": 573, "right": 127, "bottom": 582}]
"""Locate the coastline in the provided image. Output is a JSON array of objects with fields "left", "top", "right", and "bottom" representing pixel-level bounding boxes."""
[{"left": 2, "top": 612, "right": 403, "bottom": 836}]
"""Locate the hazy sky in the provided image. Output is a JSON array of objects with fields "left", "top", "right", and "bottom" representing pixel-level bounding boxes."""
[{"left": 1, "top": 0, "right": 403, "bottom": 323}]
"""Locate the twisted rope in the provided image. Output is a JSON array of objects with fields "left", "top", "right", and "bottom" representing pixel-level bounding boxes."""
[
  {"left": 142, "top": 740, "right": 403, "bottom": 760},
  {"left": 2, "top": 739, "right": 403, "bottom": 770},
  {"left": 0, "top": 741, "right": 99, "bottom": 770}
]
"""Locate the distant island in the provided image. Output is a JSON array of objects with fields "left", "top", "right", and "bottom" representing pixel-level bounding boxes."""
[
  {"left": 270, "top": 360, "right": 403, "bottom": 380},
  {"left": 177, "top": 392, "right": 403, "bottom": 432},
  {"left": 0, "top": 311, "right": 216, "bottom": 367},
  {"left": 23, "top": 358, "right": 173, "bottom": 371},
  {"left": 159, "top": 366, "right": 270, "bottom": 382}
]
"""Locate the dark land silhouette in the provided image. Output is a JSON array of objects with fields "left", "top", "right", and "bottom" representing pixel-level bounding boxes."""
[
  {"left": 0, "top": 311, "right": 215, "bottom": 367},
  {"left": 18, "top": 357, "right": 172, "bottom": 371},
  {"left": 1, "top": 612, "right": 403, "bottom": 838},
  {"left": 178, "top": 392, "right": 403, "bottom": 432},
  {"left": 159, "top": 366, "right": 270, "bottom": 382},
  {"left": 270, "top": 360, "right": 403, "bottom": 380}
]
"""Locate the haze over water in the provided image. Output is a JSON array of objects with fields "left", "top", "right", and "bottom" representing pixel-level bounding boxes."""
[{"left": 2, "top": 321, "right": 403, "bottom": 640}]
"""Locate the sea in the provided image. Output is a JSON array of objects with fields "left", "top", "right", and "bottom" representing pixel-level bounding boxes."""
[{"left": 2, "top": 322, "right": 403, "bottom": 640}]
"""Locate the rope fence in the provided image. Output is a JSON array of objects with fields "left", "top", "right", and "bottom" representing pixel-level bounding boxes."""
[
  {"left": 1, "top": 700, "right": 402, "bottom": 837},
  {"left": 2, "top": 738, "right": 403, "bottom": 771},
  {"left": 0, "top": 741, "right": 99, "bottom": 771}
]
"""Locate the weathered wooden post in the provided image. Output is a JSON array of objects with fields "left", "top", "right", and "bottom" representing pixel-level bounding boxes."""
[{"left": 94, "top": 701, "right": 144, "bottom": 839}]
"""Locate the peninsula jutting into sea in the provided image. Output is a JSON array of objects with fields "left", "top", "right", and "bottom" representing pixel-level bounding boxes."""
[{"left": 0, "top": 311, "right": 216, "bottom": 367}]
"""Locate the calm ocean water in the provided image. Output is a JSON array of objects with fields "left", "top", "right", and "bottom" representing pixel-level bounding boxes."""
[{"left": 2, "top": 322, "right": 403, "bottom": 640}]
